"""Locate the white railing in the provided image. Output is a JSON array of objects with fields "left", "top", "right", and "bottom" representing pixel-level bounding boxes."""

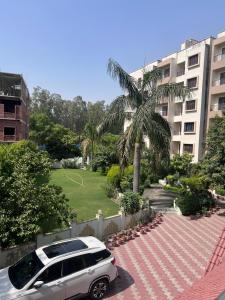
[
  {"left": 212, "top": 79, "right": 225, "bottom": 86},
  {"left": 214, "top": 53, "right": 225, "bottom": 62},
  {"left": 210, "top": 103, "right": 225, "bottom": 111}
]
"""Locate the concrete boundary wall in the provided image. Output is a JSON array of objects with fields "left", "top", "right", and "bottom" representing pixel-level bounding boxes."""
[{"left": 0, "top": 208, "right": 151, "bottom": 269}]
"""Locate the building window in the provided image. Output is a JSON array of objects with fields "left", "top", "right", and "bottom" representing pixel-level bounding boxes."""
[
  {"left": 188, "top": 54, "right": 199, "bottom": 67},
  {"left": 222, "top": 47, "right": 225, "bottom": 55},
  {"left": 218, "top": 97, "right": 225, "bottom": 110},
  {"left": 220, "top": 72, "right": 225, "bottom": 85},
  {"left": 186, "top": 100, "right": 196, "bottom": 111},
  {"left": 183, "top": 144, "right": 193, "bottom": 153},
  {"left": 187, "top": 77, "right": 197, "bottom": 89},
  {"left": 4, "top": 102, "right": 15, "bottom": 113},
  {"left": 163, "top": 67, "right": 170, "bottom": 78},
  {"left": 184, "top": 122, "right": 195, "bottom": 133},
  {"left": 4, "top": 127, "right": 15, "bottom": 136},
  {"left": 161, "top": 105, "right": 168, "bottom": 116}
]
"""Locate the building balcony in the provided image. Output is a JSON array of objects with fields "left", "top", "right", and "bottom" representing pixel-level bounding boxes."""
[
  {"left": 176, "top": 69, "right": 185, "bottom": 77},
  {"left": 157, "top": 76, "right": 172, "bottom": 86},
  {"left": 213, "top": 34, "right": 225, "bottom": 47},
  {"left": 157, "top": 58, "right": 173, "bottom": 68},
  {"left": 2, "top": 112, "right": 16, "bottom": 119},
  {"left": 212, "top": 54, "right": 225, "bottom": 70},
  {"left": 0, "top": 72, "right": 29, "bottom": 106},
  {"left": 211, "top": 80, "right": 225, "bottom": 95},
  {"left": 209, "top": 103, "right": 225, "bottom": 118}
]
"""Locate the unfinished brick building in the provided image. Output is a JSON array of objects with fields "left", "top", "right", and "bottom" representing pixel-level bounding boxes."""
[{"left": 0, "top": 72, "right": 29, "bottom": 142}]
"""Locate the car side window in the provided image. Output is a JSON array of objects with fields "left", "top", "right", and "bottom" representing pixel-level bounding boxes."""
[
  {"left": 63, "top": 256, "right": 85, "bottom": 276},
  {"left": 83, "top": 250, "right": 111, "bottom": 268},
  {"left": 37, "top": 262, "right": 62, "bottom": 284},
  {"left": 92, "top": 250, "right": 111, "bottom": 264}
]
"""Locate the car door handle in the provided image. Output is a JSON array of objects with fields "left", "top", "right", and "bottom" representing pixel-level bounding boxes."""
[
  {"left": 87, "top": 268, "right": 95, "bottom": 275},
  {"left": 56, "top": 280, "right": 63, "bottom": 285}
]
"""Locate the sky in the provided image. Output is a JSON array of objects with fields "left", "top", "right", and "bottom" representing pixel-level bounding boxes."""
[{"left": 0, "top": 0, "right": 225, "bottom": 103}]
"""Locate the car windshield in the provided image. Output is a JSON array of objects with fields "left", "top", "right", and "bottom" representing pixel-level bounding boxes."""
[{"left": 8, "top": 251, "right": 44, "bottom": 289}]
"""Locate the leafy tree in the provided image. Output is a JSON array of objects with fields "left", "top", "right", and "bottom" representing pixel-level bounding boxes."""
[
  {"left": 91, "top": 133, "right": 120, "bottom": 173},
  {"left": 121, "top": 192, "right": 141, "bottom": 214},
  {"left": 0, "top": 141, "right": 73, "bottom": 247},
  {"left": 29, "top": 113, "right": 81, "bottom": 160},
  {"left": 87, "top": 100, "right": 107, "bottom": 126},
  {"left": 170, "top": 153, "right": 193, "bottom": 176},
  {"left": 99, "top": 59, "right": 189, "bottom": 192},
  {"left": 201, "top": 117, "right": 225, "bottom": 187}
]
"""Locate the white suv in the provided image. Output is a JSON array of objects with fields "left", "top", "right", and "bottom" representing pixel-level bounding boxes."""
[{"left": 0, "top": 236, "right": 118, "bottom": 300}]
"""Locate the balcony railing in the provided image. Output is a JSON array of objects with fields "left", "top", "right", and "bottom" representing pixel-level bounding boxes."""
[
  {"left": 3, "top": 112, "right": 16, "bottom": 119},
  {"left": 173, "top": 130, "right": 181, "bottom": 135},
  {"left": 4, "top": 135, "right": 16, "bottom": 141},
  {"left": 176, "top": 70, "right": 185, "bottom": 77},
  {"left": 210, "top": 103, "right": 225, "bottom": 111},
  {"left": 214, "top": 53, "right": 225, "bottom": 62},
  {"left": 212, "top": 79, "right": 225, "bottom": 86}
]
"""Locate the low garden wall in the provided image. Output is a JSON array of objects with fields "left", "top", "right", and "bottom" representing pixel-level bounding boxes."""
[
  {"left": 0, "top": 208, "right": 151, "bottom": 269},
  {"left": 209, "top": 190, "right": 225, "bottom": 207}
]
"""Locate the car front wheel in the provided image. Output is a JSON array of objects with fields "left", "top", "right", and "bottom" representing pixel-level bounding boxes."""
[{"left": 89, "top": 279, "right": 109, "bottom": 299}]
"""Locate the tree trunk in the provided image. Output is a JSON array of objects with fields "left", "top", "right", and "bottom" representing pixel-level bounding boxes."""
[{"left": 133, "top": 142, "right": 141, "bottom": 193}]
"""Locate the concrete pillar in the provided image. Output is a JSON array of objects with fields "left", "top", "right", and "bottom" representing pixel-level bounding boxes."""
[{"left": 96, "top": 210, "right": 104, "bottom": 240}]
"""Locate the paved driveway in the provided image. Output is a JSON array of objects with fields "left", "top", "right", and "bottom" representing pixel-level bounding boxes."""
[{"left": 102, "top": 212, "right": 225, "bottom": 300}]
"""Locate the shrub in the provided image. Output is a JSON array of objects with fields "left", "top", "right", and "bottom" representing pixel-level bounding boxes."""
[
  {"left": 124, "top": 165, "right": 134, "bottom": 176},
  {"left": 180, "top": 176, "right": 209, "bottom": 192},
  {"left": 139, "top": 184, "right": 145, "bottom": 195},
  {"left": 166, "top": 175, "right": 176, "bottom": 185},
  {"left": 176, "top": 189, "right": 214, "bottom": 215},
  {"left": 121, "top": 192, "right": 141, "bottom": 214},
  {"left": 107, "top": 165, "right": 121, "bottom": 188},
  {"left": 103, "top": 183, "right": 116, "bottom": 198},
  {"left": 170, "top": 153, "right": 193, "bottom": 176},
  {"left": 163, "top": 184, "right": 182, "bottom": 193},
  {"left": 120, "top": 178, "right": 132, "bottom": 192}
]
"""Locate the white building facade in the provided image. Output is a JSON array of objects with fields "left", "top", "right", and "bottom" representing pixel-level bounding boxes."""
[{"left": 125, "top": 33, "right": 224, "bottom": 163}]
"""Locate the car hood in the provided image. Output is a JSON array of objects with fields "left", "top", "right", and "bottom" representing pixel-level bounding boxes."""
[{"left": 0, "top": 267, "right": 18, "bottom": 300}]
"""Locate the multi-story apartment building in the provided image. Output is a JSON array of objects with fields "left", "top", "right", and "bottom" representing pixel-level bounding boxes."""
[
  {"left": 0, "top": 72, "right": 29, "bottom": 142},
  {"left": 208, "top": 31, "right": 225, "bottom": 128},
  {"left": 125, "top": 32, "right": 225, "bottom": 162}
]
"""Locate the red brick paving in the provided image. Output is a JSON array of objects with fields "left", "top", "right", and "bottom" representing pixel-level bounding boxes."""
[{"left": 105, "top": 212, "right": 225, "bottom": 300}]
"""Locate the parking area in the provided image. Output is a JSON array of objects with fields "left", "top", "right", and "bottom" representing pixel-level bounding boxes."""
[{"left": 103, "top": 212, "right": 225, "bottom": 300}]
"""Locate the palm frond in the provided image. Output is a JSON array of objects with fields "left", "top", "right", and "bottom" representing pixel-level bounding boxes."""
[
  {"left": 97, "top": 95, "right": 127, "bottom": 135},
  {"left": 142, "top": 68, "right": 162, "bottom": 90},
  {"left": 144, "top": 112, "right": 171, "bottom": 155},
  {"left": 108, "top": 58, "right": 142, "bottom": 105},
  {"left": 118, "top": 123, "right": 136, "bottom": 168},
  {"left": 153, "top": 83, "right": 190, "bottom": 104}
]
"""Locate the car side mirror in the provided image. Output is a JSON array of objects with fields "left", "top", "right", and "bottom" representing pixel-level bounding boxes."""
[{"left": 34, "top": 281, "right": 44, "bottom": 289}]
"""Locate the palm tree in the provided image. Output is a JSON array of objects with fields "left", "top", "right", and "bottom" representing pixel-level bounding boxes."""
[
  {"left": 98, "top": 59, "right": 190, "bottom": 192},
  {"left": 81, "top": 122, "right": 98, "bottom": 165}
]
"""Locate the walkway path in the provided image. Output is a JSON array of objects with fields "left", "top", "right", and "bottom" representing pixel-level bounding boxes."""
[
  {"left": 107, "top": 212, "right": 225, "bottom": 300},
  {"left": 144, "top": 184, "right": 176, "bottom": 211},
  {"left": 84, "top": 211, "right": 225, "bottom": 300}
]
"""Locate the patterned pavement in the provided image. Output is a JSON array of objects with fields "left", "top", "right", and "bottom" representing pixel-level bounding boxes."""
[{"left": 104, "top": 212, "right": 225, "bottom": 300}]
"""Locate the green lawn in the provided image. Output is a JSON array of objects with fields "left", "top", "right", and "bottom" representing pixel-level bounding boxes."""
[{"left": 50, "top": 169, "right": 119, "bottom": 222}]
